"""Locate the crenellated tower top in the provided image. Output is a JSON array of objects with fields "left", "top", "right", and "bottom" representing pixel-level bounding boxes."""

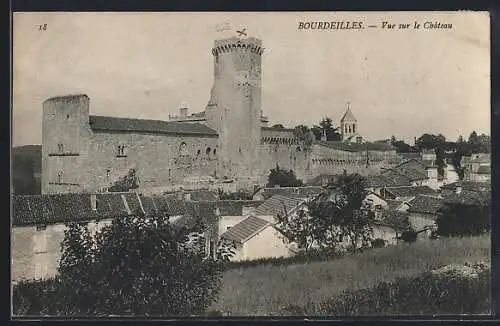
[{"left": 211, "top": 37, "right": 264, "bottom": 56}]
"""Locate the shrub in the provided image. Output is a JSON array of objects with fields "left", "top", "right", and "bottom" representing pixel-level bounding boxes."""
[
  {"left": 400, "top": 229, "right": 417, "bottom": 243},
  {"left": 371, "top": 238, "right": 386, "bottom": 249},
  {"left": 13, "top": 213, "right": 233, "bottom": 316},
  {"left": 267, "top": 164, "right": 303, "bottom": 188},
  {"left": 310, "top": 263, "right": 491, "bottom": 316},
  {"left": 437, "top": 202, "right": 490, "bottom": 237}
]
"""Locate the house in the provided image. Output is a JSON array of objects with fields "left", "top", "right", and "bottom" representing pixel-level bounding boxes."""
[
  {"left": 406, "top": 194, "right": 444, "bottom": 238},
  {"left": 462, "top": 153, "right": 491, "bottom": 182},
  {"left": 365, "top": 173, "right": 412, "bottom": 196},
  {"left": 381, "top": 185, "right": 437, "bottom": 201},
  {"left": 372, "top": 210, "right": 411, "bottom": 246},
  {"left": 12, "top": 192, "right": 222, "bottom": 283},
  {"left": 252, "top": 186, "right": 325, "bottom": 201},
  {"left": 363, "top": 191, "right": 389, "bottom": 214},
  {"left": 440, "top": 181, "right": 491, "bottom": 198},
  {"left": 219, "top": 215, "right": 296, "bottom": 261}
]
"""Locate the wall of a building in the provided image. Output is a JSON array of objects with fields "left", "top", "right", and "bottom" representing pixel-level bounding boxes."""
[
  {"left": 42, "top": 95, "right": 92, "bottom": 194},
  {"left": 408, "top": 213, "right": 436, "bottom": 236},
  {"left": 11, "top": 219, "right": 113, "bottom": 284},
  {"left": 83, "top": 131, "right": 218, "bottom": 192},
  {"left": 372, "top": 225, "right": 399, "bottom": 246},
  {"left": 239, "top": 226, "right": 292, "bottom": 261}
]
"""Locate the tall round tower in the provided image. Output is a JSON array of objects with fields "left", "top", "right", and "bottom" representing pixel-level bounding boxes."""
[{"left": 206, "top": 36, "right": 264, "bottom": 184}]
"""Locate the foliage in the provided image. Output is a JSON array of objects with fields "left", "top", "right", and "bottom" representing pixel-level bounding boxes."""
[
  {"left": 13, "top": 212, "right": 234, "bottom": 316},
  {"left": 451, "top": 132, "right": 491, "bottom": 180},
  {"left": 389, "top": 136, "right": 412, "bottom": 153},
  {"left": 415, "top": 133, "right": 446, "bottom": 177},
  {"left": 108, "top": 168, "right": 140, "bottom": 192},
  {"left": 436, "top": 201, "right": 491, "bottom": 237},
  {"left": 399, "top": 229, "right": 418, "bottom": 243},
  {"left": 309, "top": 263, "right": 490, "bottom": 316},
  {"left": 274, "top": 204, "right": 318, "bottom": 256},
  {"left": 12, "top": 145, "right": 41, "bottom": 195},
  {"left": 217, "top": 189, "right": 253, "bottom": 200},
  {"left": 310, "top": 172, "right": 374, "bottom": 253},
  {"left": 371, "top": 238, "right": 386, "bottom": 249},
  {"left": 311, "top": 117, "right": 342, "bottom": 141},
  {"left": 212, "top": 234, "right": 490, "bottom": 315},
  {"left": 293, "top": 125, "right": 316, "bottom": 149},
  {"left": 266, "top": 164, "right": 304, "bottom": 188}
]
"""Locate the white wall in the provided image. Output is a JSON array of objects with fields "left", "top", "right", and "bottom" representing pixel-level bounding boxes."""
[{"left": 233, "top": 226, "right": 292, "bottom": 261}]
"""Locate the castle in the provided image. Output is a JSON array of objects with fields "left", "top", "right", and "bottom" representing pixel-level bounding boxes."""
[{"left": 41, "top": 35, "right": 401, "bottom": 195}]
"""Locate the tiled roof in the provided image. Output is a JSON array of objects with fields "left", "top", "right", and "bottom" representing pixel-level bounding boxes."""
[
  {"left": 398, "top": 152, "right": 421, "bottom": 161},
  {"left": 384, "top": 185, "right": 437, "bottom": 199},
  {"left": 89, "top": 115, "right": 218, "bottom": 136},
  {"left": 392, "top": 159, "right": 428, "bottom": 181},
  {"left": 184, "top": 190, "right": 219, "bottom": 201},
  {"left": 477, "top": 165, "right": 490, "bottom": 174},
  {"left": 12, "top": 193, "right": 136, "bottom": 226},
  {"left": 254, "top": 194, "right": 305, "bottom": 217},
  {"left": 379, "top": 169, "right": 414, "bottom": 185},
  {"left": 440, "top": 181, "right": 491, "bottom": 192},
  {"left": 195, "top": 200, "right": 262, "bottom": 216},
  {"left": 386, "top": 199, "right": 406, "bottom": 211},
  {"left": 442, "top": 190, "right": 491, "bottom": 206},
  {"left": 407, "top": 195, "right": 444, "bottom": 215},
  {"left": 376, "top": 210, "right": 410, "bottom": 231},
  {"left": 365, "top": 174, "right": 412, "bottom": 188},
  {"left": 220, "top": 215, "right": 271, "bottom": 243},
  {"left": 317, "top": 141, "right": 395, "bottom": 152},
  {"left": 261, "top": 186, "right": 325, "bottom": 200}
]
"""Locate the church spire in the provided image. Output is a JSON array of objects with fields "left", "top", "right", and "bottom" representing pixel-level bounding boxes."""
[{"left": 341, "top": 102, "right": 356, "bottom": 122}]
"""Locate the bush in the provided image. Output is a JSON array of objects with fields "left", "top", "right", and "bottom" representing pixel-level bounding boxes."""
[
  {"left": 437, "top": 202, "right": 490, "bottom": 237},
  {"left": 400, "top": 230, "right": 417, "bottom": 243},
  {"left": 13, "top": 213, "right": 233, "bottom": 316},
  {"left": 371, "top": 238, "right": 386, "bottom": 249},
  {"left": 267, "top": 164, "right": 303, "bottom": 188},
  {"left": 308, "top": 263, "right": 491, "bottom": 316}
]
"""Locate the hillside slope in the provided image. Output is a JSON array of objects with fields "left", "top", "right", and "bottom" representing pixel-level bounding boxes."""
[
  {"left": 213, "top": 234, "right": 490, "bottom": 316},
  {"left": 12, "top": 145, "right": 42, "bottom": 195}
]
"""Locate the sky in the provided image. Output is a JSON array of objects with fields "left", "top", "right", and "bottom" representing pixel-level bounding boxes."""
[{"left": 13, "top": 11, "right": 490, "bottom": 146}]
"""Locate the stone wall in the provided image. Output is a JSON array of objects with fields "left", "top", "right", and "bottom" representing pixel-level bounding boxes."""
[{"left": 82, "top": 131, "right": 218, "bottom": 192}]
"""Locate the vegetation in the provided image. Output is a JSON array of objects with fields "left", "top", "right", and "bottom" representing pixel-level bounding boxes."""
[
  {"left": 212, "top": 234, "right": 490, "bottom": 315},
  {"left": 13, "top": 212, "right": 233, "bottom": 316},
  {"left": 437, "top": 200, "right": 491, "bottom": 237},
  {"left": 218, "top": 189, "right": 254, "bottom": 200},
  {"left": 108, "top": 168, "right": 139, "bottom": 192},
  {"left": 266, "top": 164, "right": 303, "bottom": 188},
  {"left": 12, "top": 145, "right": 41, "bottom": 195}
]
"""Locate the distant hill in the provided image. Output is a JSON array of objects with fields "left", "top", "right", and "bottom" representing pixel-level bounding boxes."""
[{"left": 12, "top": 145, "right": 41, "bottom": 195}]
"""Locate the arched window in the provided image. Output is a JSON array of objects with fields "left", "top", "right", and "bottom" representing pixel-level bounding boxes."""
[
  {"left": 206, "top": 147, "right": 211, "bottom": 155},
  {"left": 345, "top": 125, "right": 348, "bottom": 133},
  {"left": 213, "top": 148, "right": 217, "bottom": 155},
  {"left": 57, "top": 170, "right": 63, "bottom": 183},
  {"left": 353, "top": 124, "right": 356, "bottom": 133},
  {"left": 348, "top": 125, "right": 352, "bottom": 133},
  {"left": 197, "top": 149, "right": 201, "bottom": 156}
]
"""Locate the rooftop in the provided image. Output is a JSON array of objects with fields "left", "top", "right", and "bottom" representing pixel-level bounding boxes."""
[
  {"left": 220, "top": 215, "right": 271, "bottom": 244},
  {"left": 407, "top": 195, "right": 444, "bottom": 215},
  {"left": 440, "top": 181, "right": 491, "bottom": 192},
  {"left": 340, "top": 107, "right": 357, "bottom": 122},
  {"left": 89, "top": 115, "right": 218, "bottom": 136},
  {"left": 384, "top": 185, "right": 437, "bottom": 199},
  {"left": 254, "top": 194, "right": 306, "bottom": 217},
  {"left": 365, "top": 174, "right": 412, "bottom": 188},
  {"left": 260, "top": 186, "right": 325, "bottom": 200}
]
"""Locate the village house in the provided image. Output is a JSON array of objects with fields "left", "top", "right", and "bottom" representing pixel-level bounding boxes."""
[
  {"left": 405, "top": 194, "right": 444, "bottom": 238},
  {"left": 11, "top": 192, "right": 225, "bottom": 284},
  {"left": 380, "top": 185, "right": 437, "bottom": 201},
  {"left": 461, "top": 153, "right": 491, "bottom": 182},
  {"left": 252, "top": 185, "right": 325, "bottom": 201}
]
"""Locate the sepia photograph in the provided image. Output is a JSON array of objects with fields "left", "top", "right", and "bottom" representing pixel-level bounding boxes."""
[{"left": 11, "top": 11, "right": 491, "bottom": 317}]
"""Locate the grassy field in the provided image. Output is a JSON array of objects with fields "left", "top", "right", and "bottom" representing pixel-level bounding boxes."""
[{"left": 212, "top": 234, "right": 491, "bottom": 316}]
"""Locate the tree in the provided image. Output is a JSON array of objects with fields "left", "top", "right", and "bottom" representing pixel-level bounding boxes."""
[
  {"left": 109, "top": 168, "right": 140, "bottom": 192},
  {"left": 436, "top": 196, "right": 491, "bottom": 237},
  {"left": 415, "top": 133, "right": 447, "bottom": 177},
  {"left": 307, "top": 172, "right": 374, "bottom": 253},
  {"left": 293, "top": 125, "right": 316, "bottom": 149},
  {"left": 390, "top": 136, "right": 411, "bottom": 153},
  {"left": 319, "top": 117, "right": 342, "bottom": 141},
  {"left": 275, "top": 203, "right": 318, "bottom": 257},
  {"left": 267, "top": 164, "right": 304, "bottom": 188},
  {"left": 49, "top": 212, "right": 234, "bottom": 316}
]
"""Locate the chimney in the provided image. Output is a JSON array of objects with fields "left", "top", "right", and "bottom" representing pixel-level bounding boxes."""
[
  {"left": 180, "top": 107, "right": 188, "bottom": 117},
  {"left": 455, "top": 185, "right": 462, "bottom": 194}
]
